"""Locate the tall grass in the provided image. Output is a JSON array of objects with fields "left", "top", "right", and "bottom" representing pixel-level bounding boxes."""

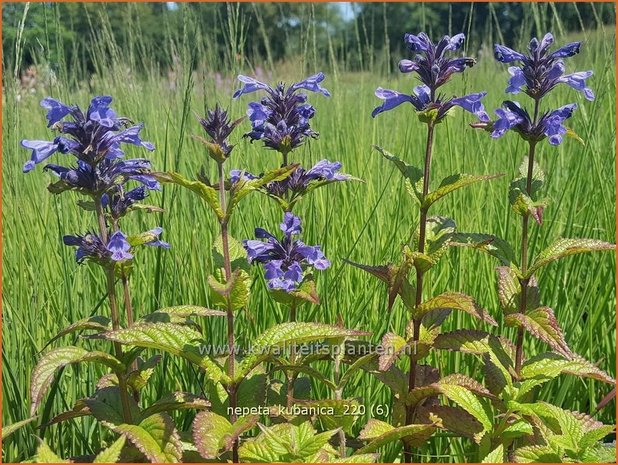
[{"left": 2, "top": 3, "right": 616, "bottom": 462}]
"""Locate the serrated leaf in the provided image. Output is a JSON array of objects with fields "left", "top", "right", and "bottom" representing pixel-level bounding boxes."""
[
  {"left": 141, "top": 306, "right": 225, "bottom": 323},
  {"left": 527, "top": 238, "right": 614, "bottom": 277},
  {"left": 482, "top": 444, "right": 505, "bottom": 463},
  {"left": 358, "top": 419, "right": 394, "bottom": 440},
  {"left": 450, "top": 232, "right": 518, "bottom": 267},
  {"left": 378, "top": 332, "right": 408, "bottom": 371},
  {"left": 412, "top": 216, "right": 457, "bottom": 271},
  {"left": 418, "top": 405, "right": 484, "bottom": 443},
  {"left": 154, "top": 171, "right": 223, "bottom": 219},
  {"left": 96, "top": 323, "right": 228, "bottom": 384},
  {"left": 438, "top": 383, "right": 493, "bottom": 432},
  {"left": 228, "top": 165, "right": 297, "bottom": 215},
  {"left": 373, "top": 145, "right": 423, "bottom": 203},
  {"left": 43, "top": 400, "right": 90, "bottom": 427},
  {"left": 208, "top": 269, "right": 251, "bottom": 312},
  {"left": 213, "top": 233, "right": 250, "bottom": 272},
  {"left": 105, "top": 413, "right": 182, "bottom": 463},
  {"left": 34, "top": 439, "right": 68, "bottom": 462},
  {"left": 503, "top": 419, "right": 534, "bottom": 439},
  {"left": 85, "top": 387, "right": 141, "bottom": 427},
  {"left": 93, "top": 436, "right": 126, "bottom": 463},
  {"left": 296, "top": 398, "right": 361, "bottom": 434},
  {"left": 505, "top": 307, "right": 572, "bottom": 357},
  {"left": 238, "top": 422, "right": 337, "bottom": 463},
  {"left": 30, "top": 347, "right": 124, "bottom": 416},
  {"left": 141, "top": 392, "right": 210, "bottom": 419},
  {"left": 43, "top": 316, "right": 111, "bottom": 349},
  {"left": 192, "top": 411, "right": 257, "bottom": 459},
  {"left": 513, "top": 445, "right": 562, "bottom": 463},
  {"left": 237, "top": 323, "right": 368, "bottom": 381},
  {"left": 271, "top": 275, "right": 321, "bottom": 306},
  {"left": 344, "top": 256, "right": 414, "bottom": 310},
  {"left": 415, "top": 292, "right": 496, "bottom": 325},
  {"left": 424, "top": 173, "right": 502, "bottom": 208},
  {"left": 357, "top": 422, "right": 437, "bottom": 453},
  {"left": 496, "top": 267, "right": 540, "bottom": 314},
  {"left": 521, "top": 352, "right": 615, "bottom": 385}
]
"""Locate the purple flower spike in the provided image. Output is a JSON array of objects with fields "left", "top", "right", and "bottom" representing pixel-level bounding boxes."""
[
  {"left": 21, "top": 94, "right": 156, "bottom": 203},
  {"left": 373, "top": 31, "right": 486, "bottom": 124},
  {"left": 243, "top": 213, "right": 329, "bottom": 293},
  {"left": 144, "top": 227, "right": 171, "bottom": 249},
  {"left": 64, "top": 230, "right": 135, "bottom": 264},
  {"left": 494, "top": 33, "right": 592, "bottom": 101},
  {"left": 233, "top": 72, "right": 330, "bottom": 154}
]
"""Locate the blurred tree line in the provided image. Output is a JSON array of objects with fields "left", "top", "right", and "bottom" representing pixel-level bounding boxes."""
[{"left": 3, "top": 2, "right": 615, "bottom": 78}]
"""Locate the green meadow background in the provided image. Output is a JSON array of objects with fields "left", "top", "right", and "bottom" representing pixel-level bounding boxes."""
[{"left": 2, "top": 2, "right": 616, "bottom": 462}]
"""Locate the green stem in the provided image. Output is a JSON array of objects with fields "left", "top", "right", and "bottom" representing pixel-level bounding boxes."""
[
  {"left": 95, "top": 199, "right": 133, "bottom": 424},
  {"left": 218, "top": 161, "right": 239, "bottom": 463},
  {"left": 514, "top": 98, "right": 540, "bottom": 378},
  {"left": 403, "top": 121, "right": 435, "bottom": 463},
  {"left": 286, "top": 301, "right": 297, "bottom": 409}
]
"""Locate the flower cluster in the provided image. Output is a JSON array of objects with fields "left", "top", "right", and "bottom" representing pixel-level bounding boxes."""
[
  {"left": 491, "top": 101, "right": 576, "bottom": 145},
  {"left": 495, "top": 33, "right": 593, "bottom": 101},
  {"left": 233, "top": 73, "right": 330, "bottom": 154},
  {"left": 196, "top": 105, "right": 243, "bottom": 161},
  {"left": 373, "top": 33, "right": 489, "bottom": 122},
  {"left": 486, "top": 33, "right": 592, "bottom": 145},
  {"left": 243, "top": 213, "right": 330, "bottom": 292},
  {"left": 21, "top": 95, "right": 168, "bottom": 263},
  {"left": 264, "top": 159, "right": 350, "bottom": 198}
]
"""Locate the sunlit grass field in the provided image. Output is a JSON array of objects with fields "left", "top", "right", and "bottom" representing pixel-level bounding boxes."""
[{"left": 2, "top": 6, "right": 616, "bottom": 462}]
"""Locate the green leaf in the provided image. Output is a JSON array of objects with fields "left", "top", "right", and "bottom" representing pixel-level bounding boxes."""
[
  {"left": 357, "top": 422, "right": 437, "bottom": 453},
  {"left": 509, "top": 156, "right": 546, "bottom": 224},
  {"left": 418, "top": 405, "right": 484, "bottom": 443},
  {"left": 505, "top": 307, "right": 572, "bottom": 357},
  {"left": 97, "top": 323, "right": 228, "bottom": 384},
  {"left": 482, "top": 444, "right": 504, "bottom": 463},
  {"left": 296, "top": 398, "right": 362, "bottom": 434},
  {"left": 503, "top": 419, "right": 534, "bottom": 440},
  {"left": 44, "top": 399, "right": 90, "bottom": 427},
  {"left": 141, "top": 306, "right": 225, "bottom": 323},
  {"left": 238, "top": 323, "right": 368, "bottom": 381},
  {"left": 440, "top": 385, "right": 492, "bottom": 434},
  {"left": 34, "top": 439, "right": 68, "bottom": 462},
  {"left": 141, "top": 392, "right": 210, "bottom": 419},
  {"left": 105, "top": 413, "right": 183, "bottom": 463},
  {"left": 496, "top": 267, "right": 540, "bottom": 314},
  {"left": 271, "top": 275, "right": 321, "bottom": 306},
  {"left": 153, "top": 171, "right": 223, "bottom": 219},
  {"left": 527, "top": 238, "right": 614, "bottom": 277},
  {"left": 513, "top": 445, "right": 562, "bottom": 463},
  {"left": 521, "top": 352, "right": 615, "bottom": 385},
  {"left": 1, "top": 416, "right": 38, "bottom": 440},
  {"left": 238, "top": 422, "right": 337, "bottom": 463},
  {"left": 358, "top": 419, "right": 394, "bottom": 440},
  {"left": 93, "top": 436, "right": 126, "bottom": 463},
  {"left": 373, "top": 145, "right": 423, "bottom": 203},
  {"left": 415, "top": 292, "right": 497, "bottom": 325},
  {"left": 125, "top": 355, "right": 161, "bottom": 392},
  {"left": 434, "top": 329, "right": 496, "bottom": 354},
  {"left": 192, "top": 411, "right": 258, "bottom": 459},
  {"left": 424, "top": 173, "right": 502, "bottom": 208},
  {"left": 228, "top": 165, "right": 297, "bottom": 215},
  {"left": 212, "top": 233, "right": 250, "bottom": 272},
  {"left": 208, "top": 269, "right": 251, "bottom": 312},
  {"left": 85, "top": 387, "right": 141, "bottom": 427},
  {"left": 344, "top": 258, "right": 414, "bottom": 310},
  {"left": 411, "top": 216, "right": 457, "bottom": 271},
  {"left": 30, "top": 347, "right": 124, "bottom": 416},
  {"left": 451, "top": 232, "right": 518, "bottom": 268},
  {"left": 43, "top": 315, "right": 111, "bottom": 349},
  {"left": 378, "top": 332, "right": 408, "bottom": 371}
]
